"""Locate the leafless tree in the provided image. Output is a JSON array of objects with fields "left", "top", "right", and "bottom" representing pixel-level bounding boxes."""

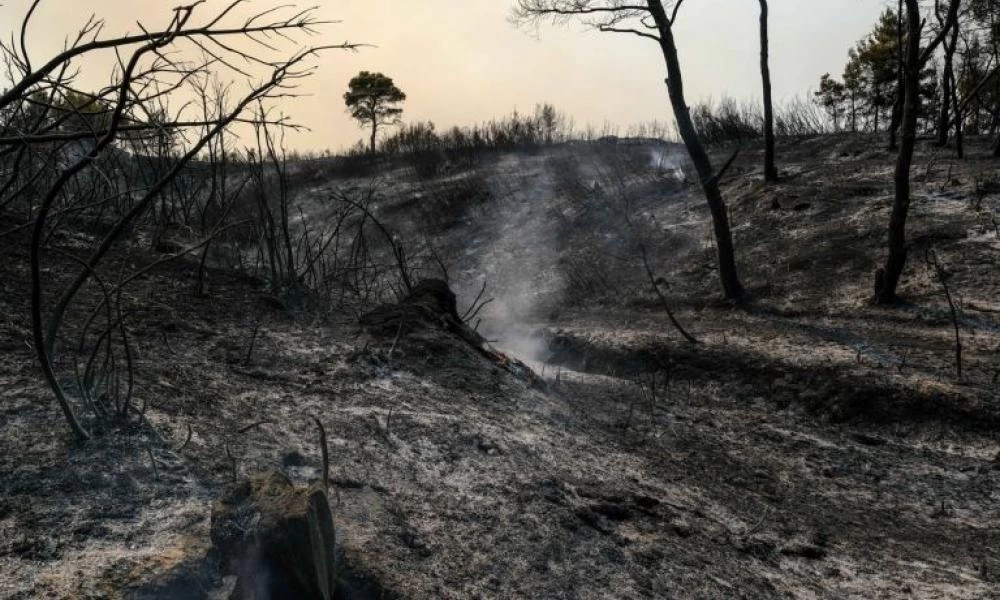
[
  {"left": 890, "top": 0, "right": 905, "bottom": 151},
  {"left": 875, "top": 0, "right": 960, "bottom": 305},
  {"left": 513, "top": 0, "right": 746, "bottom": 301},
  {"left": 757, "top": 0, "right": 778, "bottom": 182},
  {"left": 0, "top": 0, "right": 357, "bottom": 439}
]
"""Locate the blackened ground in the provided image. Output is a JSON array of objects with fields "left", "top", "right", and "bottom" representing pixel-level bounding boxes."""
[{"left": 1, "top": 135, "right": 999, "bottom": 599}]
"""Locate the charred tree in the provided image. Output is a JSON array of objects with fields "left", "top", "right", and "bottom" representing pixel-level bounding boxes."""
[
  {"left": 648, "top": 3, "right": 745, "bottom": 300},
  {"left": 0, "top": 0, "right": 355, "bottom": 439},
  {"left": 936, "top": 4, "right": 962, "bottom": 151},
  {"left": 513, "top": 0, "right": 746, "bottom": 301},
  {"left": 758, "top": 0, "right": 778, "bottom": 182},
  {"left": 889, "top": 0, "right": 904, "bottom": 150},
  {"left": 876, "top": 0, "right": 961, "bottom": 304},
  {"left": 949, "top": 21, "right": 964, "bottom": 158},
  {"left": 937, "top": 30, "right": 957, "bottom": 147}
]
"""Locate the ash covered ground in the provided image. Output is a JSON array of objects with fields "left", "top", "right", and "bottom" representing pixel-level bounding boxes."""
[{"left": 2, "top": 136, "right": 1000, "bottom": 599}]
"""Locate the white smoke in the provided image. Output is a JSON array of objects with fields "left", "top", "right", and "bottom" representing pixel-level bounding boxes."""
[
  {"left": 454, "top": 144, "right": 694, "bottom": 371},
  {"left": 649, "top": 147, "right": 686, "bottom": 180},
  {"left": 454, "top": 157, "right": 565, "bottom": 368}
]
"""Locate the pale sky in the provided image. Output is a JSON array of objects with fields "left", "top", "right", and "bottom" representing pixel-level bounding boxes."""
[{"left": 3, "top": 0, "right": 889, "bottom": 152}]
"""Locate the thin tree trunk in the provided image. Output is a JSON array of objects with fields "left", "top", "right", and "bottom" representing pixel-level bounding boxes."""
[
  {"left": 851, "top": 93, "right": 858, "bottom": 132},
  {"left": 369, "top": 119, "right": 378, "bottom": 154},
  {"left": 952, "top": 64, "right": 964, "bottom": 158},
  {"left": 876, "top": 0, "right": 960, "bottom": 301},
  {"left": 937, "top": 52, "right": 954, "bottom": 146},
  {"left": 889, "top": 0, "right": 904, "bottom": 150},
  {"left": 874, "top": 90, "right": 881, "bottom": 134},
  {"left": 647, "top": 1, "right": 744, "bottom": 301},
  {"left": 876, "top": 0, "right": 922, "bottom": 304},
  {"left": 949, "top": 21, "right": 963, "bottom": 158},
  {"left": 758, "top": 0, "right": 778, "bottom": 182},
  {"left": 196, "top": 239, "right": 212, "bottom": 296},
  {"left": 937, "top": 19, "right": 958, "bottom": 147}
]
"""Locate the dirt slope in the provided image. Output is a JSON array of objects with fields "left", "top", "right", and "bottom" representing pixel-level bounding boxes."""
[{"left": 2, "top": 135, "right": 999, "bottom": 599}]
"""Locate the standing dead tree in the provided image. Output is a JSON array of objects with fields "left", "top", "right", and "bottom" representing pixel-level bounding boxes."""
[
  {"left": 936, "top": 3, "right": 962, "bottom": 149},
  {"left": 875, "top": 0, "right": 961, "bottom": 305},
  {"left": 757, "top": 0, "right": 778, "bottom": 182},
  {"left": 890, "top": 0, "right": 905, "bottom": 151},
  {"left": 513, "top": 0, "right": 746, "bottom": 302},
  {"left": 0, "top": 1, "right": 357, "bottom": 440}
]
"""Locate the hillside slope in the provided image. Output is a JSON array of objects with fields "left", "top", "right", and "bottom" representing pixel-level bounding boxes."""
[{"left": 1, "top": 135, "right": 999, "bottom": 599}]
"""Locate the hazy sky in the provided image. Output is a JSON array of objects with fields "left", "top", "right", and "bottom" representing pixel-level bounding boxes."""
[{"left": 4, "top": 0, "right": 888, "bottom": 151}]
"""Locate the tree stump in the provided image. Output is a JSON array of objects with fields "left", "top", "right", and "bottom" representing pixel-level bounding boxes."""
[{"left": 211, "top": 471, "right": 336, "bottom": 600}]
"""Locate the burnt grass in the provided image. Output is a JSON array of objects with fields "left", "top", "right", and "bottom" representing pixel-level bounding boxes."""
[
  {"left": 2, "top": 134, "right": 1000, "bottom": 599},
  {"left": 541, "top": 326, "right": 1000, "bottom": 429}
]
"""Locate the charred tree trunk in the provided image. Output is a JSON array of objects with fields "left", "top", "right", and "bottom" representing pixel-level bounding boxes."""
[
  {"left": 648, "top": 1, "right": 744, "bottom": 301},
  {"left": 952, "top": 66, "right": 964, "bottom": 158},
  {"left": 876, "top": 0, "right": 960, "bottom": 303},
  {"left": 889, "top": 0, "right": 905, "bottom": 150},
  {"left": 937, "top": 51, "right": 954, "bottom": 146},
  {"left": 875, "top": 0, "right": 922, "bottom": 304},
  {"left": 850, "top": 92, "right": 858, "bottom": 132},
  {"left": 949, "top": 22, "right": 963, "bottom": 158},
  {"left": 937, "top": 14, "right": 958, "bottom": 147},
  {"left": 873, "top": 88, "right": 881, "bottom": 134},
  {"left": 758, "top": 0, "right": 778, "bottom": 182}
]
